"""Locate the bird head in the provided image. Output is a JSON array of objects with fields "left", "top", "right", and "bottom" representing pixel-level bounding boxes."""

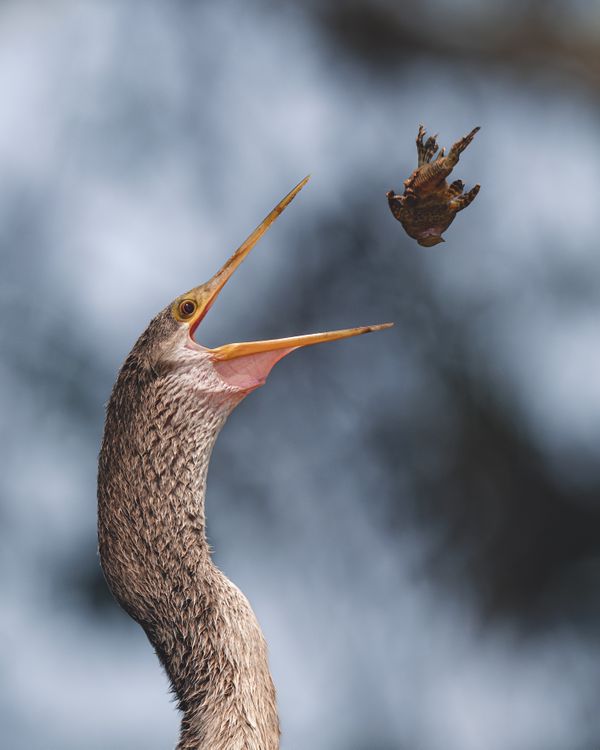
[{"left": 130, "top": 177, "right": 392, "bottom": 401}]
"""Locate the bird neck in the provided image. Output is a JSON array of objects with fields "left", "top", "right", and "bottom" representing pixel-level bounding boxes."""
[{"left": 98, "top": 366, "right": 279, "bottom": 750}]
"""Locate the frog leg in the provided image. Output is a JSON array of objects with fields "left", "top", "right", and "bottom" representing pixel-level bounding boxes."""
[
  {"left": 416, "top": 125, "right": 439, "bottom": 166},
  {"left": 386, "top": 190, "right": 406, "bottom": 222},
  {"left": 447, "top": 179, "right": 464, "bottom": 198},
  {"left": 445, "top": 126, "right": 480, "bottom": 170},
  {"left": 451, "top": 184, "right": 480, "bottom": 212}
]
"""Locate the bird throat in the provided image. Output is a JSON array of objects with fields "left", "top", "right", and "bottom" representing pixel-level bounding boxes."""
[
  {"left": 98, "top": 360, "right": 280, "bottom": 750},
  {"left": 212, "top": 347, "right": 294, "bottom": 390}
]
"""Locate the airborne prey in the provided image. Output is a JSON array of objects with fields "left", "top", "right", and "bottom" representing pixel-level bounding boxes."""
[{"left": 387, "top": 124, "right": 481, "bottom": 247}]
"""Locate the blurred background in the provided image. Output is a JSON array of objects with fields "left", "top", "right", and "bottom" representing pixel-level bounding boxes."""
[{"left": 1, "top": 1, "right": 600, "bottom": 748}]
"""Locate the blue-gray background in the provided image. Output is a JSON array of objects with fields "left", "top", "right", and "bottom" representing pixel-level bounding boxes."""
[{"left": 2, "top": 1, "right": 600, "bottom": 748}]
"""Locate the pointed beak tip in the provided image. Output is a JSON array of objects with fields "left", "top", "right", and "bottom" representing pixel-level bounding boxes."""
[
  {"left": 292, "top": 174, "right": 311, "bottom": 196},
  {"left": 208, "top": 321, "right": 395, "bottom": 362}
]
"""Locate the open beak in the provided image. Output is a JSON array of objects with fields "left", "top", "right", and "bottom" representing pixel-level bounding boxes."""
[
  {"left": 186, "top": 176, "right": 392, "bottom": 366},
  {"left": 190, "top": 176, "right": 312, "bottom": 333},
  {"left": 209, "top": 323, "right": 393, "bottom": 361}
]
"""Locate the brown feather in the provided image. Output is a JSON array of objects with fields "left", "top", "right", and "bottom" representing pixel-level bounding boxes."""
[{"left": 98, "top": 308, "right": 280, "bottom": 750}]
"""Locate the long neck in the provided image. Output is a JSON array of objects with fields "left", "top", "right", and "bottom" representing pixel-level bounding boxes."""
[{"left": 98, "top": 364, "right": 280, "bottom": 750}]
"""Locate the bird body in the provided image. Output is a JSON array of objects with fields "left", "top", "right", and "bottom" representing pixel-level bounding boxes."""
[
  {"left": 98, "top": 323, "right": 278, "bottom": 749},
  {"left": 387, "top": 124, "right": 480, "bottom": 246},
  {"left": 97, "top": 178, "right": 391, "bottom": 749}
]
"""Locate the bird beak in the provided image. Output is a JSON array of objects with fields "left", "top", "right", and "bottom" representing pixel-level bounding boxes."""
[
  {"left": 190, "top": 176, "right": 312, "bottom": 332},
  {"left": 209, "top": 323, "right": 393, "bottom": 361},
  {"left": 183, "top": 176, "right": 392, "bottom": 379}
]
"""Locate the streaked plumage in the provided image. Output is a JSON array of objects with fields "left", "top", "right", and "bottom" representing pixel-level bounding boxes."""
[{"left": 97, "top": 178, "right": 391, "bottom": 749}]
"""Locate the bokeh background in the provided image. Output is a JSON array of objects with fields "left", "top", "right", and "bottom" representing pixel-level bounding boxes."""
[{"left": 2, "top": 1, "right": 600, "bottom": 748}]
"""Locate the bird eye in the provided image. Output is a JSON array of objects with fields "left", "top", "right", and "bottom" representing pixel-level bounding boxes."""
[{"left": 178, "top": 300, "right": 197, "bottom": 319}]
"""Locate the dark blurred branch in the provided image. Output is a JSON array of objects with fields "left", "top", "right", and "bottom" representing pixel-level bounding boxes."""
[{"left": 300, "top": 0, "right": 600, "bottom": 92}]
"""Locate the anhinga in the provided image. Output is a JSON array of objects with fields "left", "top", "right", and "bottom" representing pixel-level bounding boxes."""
[{"left": 97, "top": 177, "right": 391, "bottom": 749}]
